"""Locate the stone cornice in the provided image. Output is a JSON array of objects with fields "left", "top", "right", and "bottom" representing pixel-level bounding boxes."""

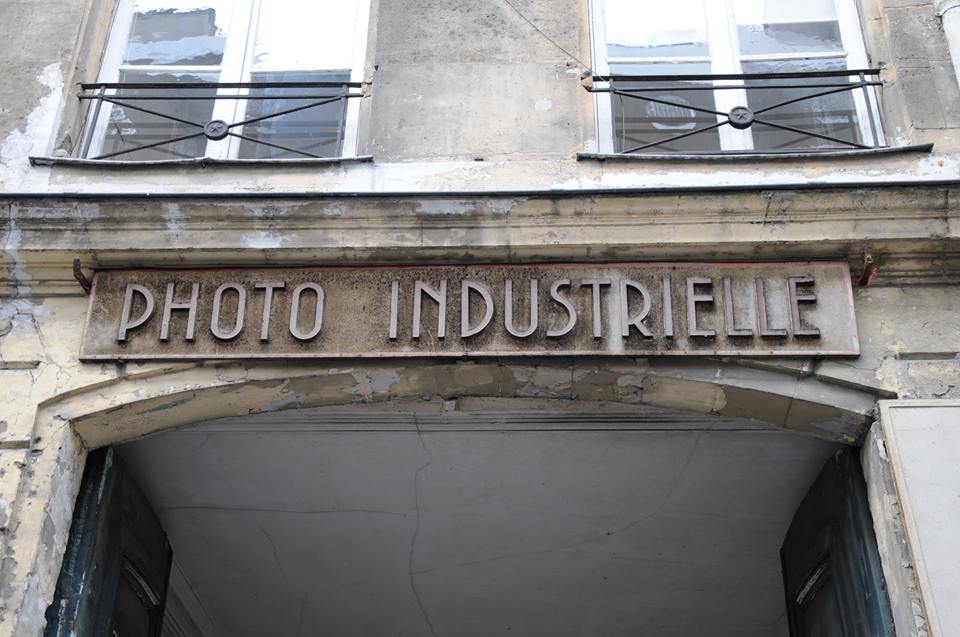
[{"left": 1, "top": 185, "right": 957, "bottom": 295}]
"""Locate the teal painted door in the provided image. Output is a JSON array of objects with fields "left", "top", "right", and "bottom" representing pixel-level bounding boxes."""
[
  {"left": 781, "top": 447, "right": 896, "bottom": 637},
  {"left": 45, "top": 448, "right": 172, "bottom": 637}
]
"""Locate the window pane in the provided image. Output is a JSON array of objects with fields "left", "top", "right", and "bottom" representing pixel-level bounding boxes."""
[
  {"left": 609, "top": 63, "right": 721, "bottom": 153},
  {"left": 734, "top": 0, "right": 843, "bottom": 54},
  {"left": 251, "top": 0, "right": 361, "bottom": 71},
  {"left": 98, "top": 71, "right": 218, "bottom": 160},
  {"left": 605, "top": 2, "right": 710, "bottom": 59},
  {"left": 237, "top": 71, "right": 350, "bottom": 159},
  {"left": 743, "top": 59, "right": 863, "bottom": 151},
  {"left": 123, "top": 1, "right": 235, "bottom": 66}
]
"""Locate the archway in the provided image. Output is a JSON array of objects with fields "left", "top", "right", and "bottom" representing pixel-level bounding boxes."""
[{"left": 20, "top": 358, "right": 879, "bottom": 636}]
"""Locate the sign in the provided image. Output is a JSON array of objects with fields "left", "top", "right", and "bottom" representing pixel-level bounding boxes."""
[{"left": 79, "top": 262, "right": 859, "bottom": 360}]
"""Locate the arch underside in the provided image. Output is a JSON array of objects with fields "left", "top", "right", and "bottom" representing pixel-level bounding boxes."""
[{"left": 46, "top": 358, "right": 877, "bottom": 448}]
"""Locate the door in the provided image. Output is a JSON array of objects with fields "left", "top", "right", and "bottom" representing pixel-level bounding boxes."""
[
  {"left": 45, "top": 448, "right": 172, "bottom": 637},
  {"left": 781, "top": 447, "right": 895, "bottom": 636}
]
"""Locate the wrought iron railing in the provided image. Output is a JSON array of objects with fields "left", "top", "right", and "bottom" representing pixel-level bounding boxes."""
[
  {"left": 78, "top": 80, "right": 363, "bottom": 161},
  {"left": 589, "top": 69, "right": 883, "bottom": 154}
]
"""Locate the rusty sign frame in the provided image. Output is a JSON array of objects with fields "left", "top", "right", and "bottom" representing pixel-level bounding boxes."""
[{"left": 79, "top": 261, "right": 860, "bottom": 361}]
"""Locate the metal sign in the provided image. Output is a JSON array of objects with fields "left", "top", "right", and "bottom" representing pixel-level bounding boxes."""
[{"left": 79, "top": 262, "right": 859, "bottom": 360}]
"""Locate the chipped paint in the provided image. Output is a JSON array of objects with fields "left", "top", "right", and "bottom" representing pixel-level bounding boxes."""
[
  {"left": 534, "top": 99, "right": 553, "bottom": 112},
  {"left": 3, "top": 224, "right": 30, "bottom": 297},
  {"left": 0, "top": 63, "right": 62, "bottom": 191},
  {"left": 259, "top": 393, "right": 308, "bottom": 413},
  {"left": 322, "top": 202, "right": 346, "bottom": 216},
  {"left": 414, "top": 199, "right": 473, "bottom": 215},
  {"left": 240, "top": 232, "right": 290, "bottom": 250},
  {"left": 485, "top": 198, "right": 521, "bottom": 214},
  {"left": 370, "top": 370, "right": 400, "bottom": 394},
  {"left": 161, "top": 203, "right": 185, "bottom": 234}
]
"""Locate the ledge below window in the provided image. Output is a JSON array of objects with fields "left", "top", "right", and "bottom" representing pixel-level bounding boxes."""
[
  {"left": 577, "top": 144, "right": 934, "bottom": 162},
  {"left": 28, "top": 155, "right": 374, "bottom": 168}
]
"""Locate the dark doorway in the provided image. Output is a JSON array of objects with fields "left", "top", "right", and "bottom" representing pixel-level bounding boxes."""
[
  {"left": 45, "top": 448, "right": 171, "bottom": 637},
  {"left": 781, "top": 447, "right": 896, "bottom": 636}
]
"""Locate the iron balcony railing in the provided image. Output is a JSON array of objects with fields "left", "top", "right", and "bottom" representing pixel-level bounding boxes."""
[
  {"left": 589, "top": 69, "right": 883, "bottom": 154},
  {"left": 78, "top": 80, "right": 363, "bottom": 161}
]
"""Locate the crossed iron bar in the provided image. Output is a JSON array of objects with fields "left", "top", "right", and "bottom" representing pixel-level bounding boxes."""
[
  {"left": 79, "top": 81, "right": 363, "bottom": 160},
  {"left": 589, "top": 69, "right": 882, "bottom": 154}
]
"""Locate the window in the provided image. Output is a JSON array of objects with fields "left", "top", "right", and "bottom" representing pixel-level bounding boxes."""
[
  {"left": 589, "top": 0, "right": 882, "bottom": 154},
  {"left": 82, "top": 0, "right": 370, "bottom": 161}
]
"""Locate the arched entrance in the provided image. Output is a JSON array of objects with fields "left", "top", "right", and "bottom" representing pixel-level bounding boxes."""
[
  {"left": 117, "top": 399, "right": 839, "bottom": 636},
  {"left": 23, "top": 359, "right": 885, "bottom": 636}
]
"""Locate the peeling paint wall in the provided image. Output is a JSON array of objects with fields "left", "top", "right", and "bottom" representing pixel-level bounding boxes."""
[{"left": 0, "top": 63, "right": 63, "bottom": 192}]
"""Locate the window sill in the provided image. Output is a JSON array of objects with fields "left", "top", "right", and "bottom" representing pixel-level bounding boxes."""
[
  {"left": 28, "top": 155, "right": 374, "bottom": 168},
  {"left": 577, "top": 144, "right": 934, "bottom": 162}
]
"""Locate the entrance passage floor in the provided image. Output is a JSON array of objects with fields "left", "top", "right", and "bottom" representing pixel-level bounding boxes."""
[{"left": 119, "top": 405, "right": 838, "bottom": 637}]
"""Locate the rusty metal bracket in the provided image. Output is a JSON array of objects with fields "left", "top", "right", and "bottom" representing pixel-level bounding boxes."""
[
  {"left": 856, "top": 249, "right": 877, "bottom": 286},
  {"left": 73, "top": 259, "right": 91, "bottom": 295}
]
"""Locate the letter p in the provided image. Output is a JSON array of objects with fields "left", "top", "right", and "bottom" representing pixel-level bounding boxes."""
[{"left": 118, "top": 284, "right": 155, "bottom": 342}]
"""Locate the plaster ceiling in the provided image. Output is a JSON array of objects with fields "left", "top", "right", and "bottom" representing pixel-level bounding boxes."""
[{"left": 118, "top": 405, "right": 839, "bottom": 637}]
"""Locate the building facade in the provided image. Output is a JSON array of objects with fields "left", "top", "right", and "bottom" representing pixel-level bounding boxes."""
[{"left": 0, "top": 0, "right": 959, "bottom": 635}]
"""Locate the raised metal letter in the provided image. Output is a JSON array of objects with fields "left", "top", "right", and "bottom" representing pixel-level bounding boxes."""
[
  {"left": 118, "top": 284, "right": 155, "bottom": 342},
  {"left": 389, "top": 280, "right": 400, "bottom": 340},
  {"left": 580, "top": 278, "right": 612, "bottom": 338},
  {"left": 210, "top": 283, "right": 246, "bottom": 340},
  {"left": 255, "top": 282, "right": 284, "bottom": 342},
  {"left": 723, "top": 277, "right": 753, "bottom": 337},
  {"left": 686, "top": 277, "right": 716, "bottom": 338},
  {"left": 788, "top": 276, "right": 821, "bottom": 337},
  {"left": 413, "top": 280, "right": 447, "bottom": 339},
  {"left": 619, "top": 279, "right": 653, "bottom": 337},
  {"left": 755, "top": 277, "right": 787, "bottom": 337},
  {"left": 289, "top": 283, "right": 324, "bottom": 341},
  {"left": 547, "top": 279, "right": 577, "bottom": 337},
  {"left": 160, "top": 282, "right": 199, "bottom": 342},
  {"left": 461, "top": 280, "right": 494, "bottom": 338},
  {"left": 662, "top": 276, "right": 674, "bottom": 338},
  {"left": 505, "top": 279, "right": 539, "bottom": 338}
]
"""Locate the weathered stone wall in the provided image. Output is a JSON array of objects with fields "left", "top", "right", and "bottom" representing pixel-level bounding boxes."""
[
  {"left": 862, "top": 0, "right": 960, "bottom": 144},
  {"left": 0, "top": 0, "right": 958, "bottom": 634},
  {"left": 0, "top": 269, "right": 956, "bottom": 635},
  {"left": 363, "top": 0, "right": 589, "bottom": 161},
  {"left": 0, "top": 184, "right": 954, "bottom": 634}
]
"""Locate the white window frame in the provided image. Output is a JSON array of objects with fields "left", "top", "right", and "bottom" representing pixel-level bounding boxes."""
[
  {"left": 589, "top": 0, "right": 881, "bottom": 154},
  {"left": 87, "top": 0, "right": 371, "bottom": 160}
]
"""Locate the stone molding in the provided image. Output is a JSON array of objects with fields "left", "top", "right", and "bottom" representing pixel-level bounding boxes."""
[{"left": 1, "top": 185, "right": 958, "bottom": 295}]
